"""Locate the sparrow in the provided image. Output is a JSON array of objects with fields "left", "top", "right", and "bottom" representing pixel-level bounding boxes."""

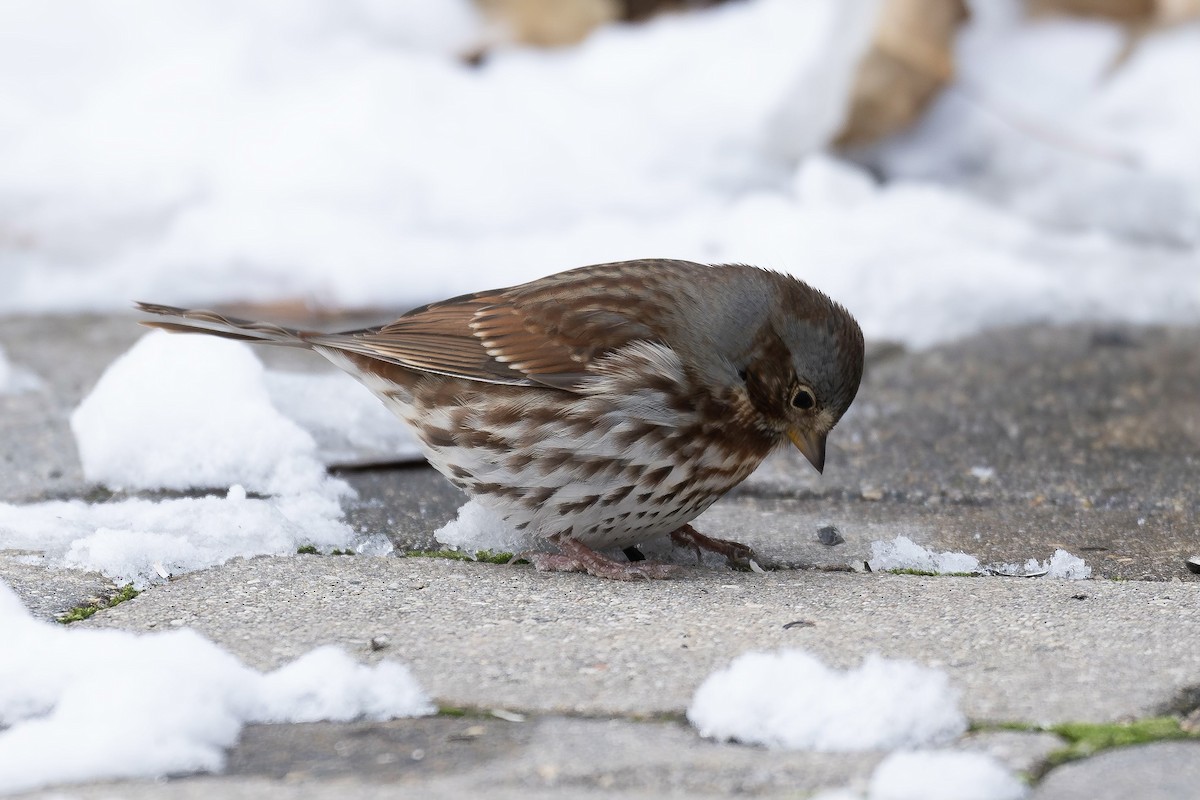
[{"left": 138, "top": 259, "right": 864, "bottom": 579}]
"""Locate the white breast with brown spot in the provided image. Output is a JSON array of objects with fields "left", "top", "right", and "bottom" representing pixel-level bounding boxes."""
[{"left": 334, "top": 341, "right": 769, "bottom": 551}]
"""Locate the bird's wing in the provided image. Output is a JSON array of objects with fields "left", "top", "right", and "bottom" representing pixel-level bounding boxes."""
[{"left": 312, "top": 262, "right": 682, "bottom": 390}]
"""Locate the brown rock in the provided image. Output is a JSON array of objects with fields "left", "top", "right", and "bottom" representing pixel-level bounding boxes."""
[
  {"left": 1028, "top": 0, "right": 1200, "bottom": 22},
  {"left": 1028, "top": 0, "right": 1155, "bottom": 20},
  {"left": 834, "top": 0, "right": 969, "bottom": 149},
  {"left": 477, "top": 0, "right": 620, "bottom": 47}
]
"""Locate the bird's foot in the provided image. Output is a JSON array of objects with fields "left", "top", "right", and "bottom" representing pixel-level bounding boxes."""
[
  {"left": 521, "top": 535, "right": 680, "bottom": 580},
  {"left": 669, "top": 524, "right": 755, "bottom": 569}
]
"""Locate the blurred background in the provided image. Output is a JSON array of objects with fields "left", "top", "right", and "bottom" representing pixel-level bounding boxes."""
[{"left": 1, "top": 0, "right": 1197, "bottom": 347}]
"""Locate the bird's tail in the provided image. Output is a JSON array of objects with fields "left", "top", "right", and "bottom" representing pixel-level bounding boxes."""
[{"left": 135, "top": 302, "right": 315, "bottom": 348}]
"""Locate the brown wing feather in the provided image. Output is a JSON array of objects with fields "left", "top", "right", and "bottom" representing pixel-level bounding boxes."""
[{"left": 310, "top": 261, "right": 695, "bottom": 390}]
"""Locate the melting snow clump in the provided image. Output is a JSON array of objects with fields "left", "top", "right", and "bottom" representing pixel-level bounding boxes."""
[
  {"left": 866, "top": 750, "right": 1028, "bottom": 800},
  {"left": 688, "top": 649, "right": 967, "bottom": 751},
  {"left": 869, "top": 537, "right": 1091, "bottom": 580},
  {"left": 810, "top": 750, "right": 1028, "bottom": 800},
  {"left": 1000, "top": 549, "right": 1092, "bottom": 580},
  {"left": 434, "top": 499, "right": 542, "bottom": 555},
  {"left": 0, "top": 487, "right": 358, "bottom": 588},
  {"left": 868, "top": 536, "right": 982, "bottom": 574},
  {"left": 0, "top": 581, "right": 435, "bottom": 795}
]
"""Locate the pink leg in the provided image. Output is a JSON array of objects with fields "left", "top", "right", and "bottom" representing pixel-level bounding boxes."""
[{"left": 669, "top": 524, "right": 754, "bottom": 568}]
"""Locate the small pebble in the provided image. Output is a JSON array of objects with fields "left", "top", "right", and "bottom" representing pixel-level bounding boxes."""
[
  {"left": 816, "top": 525, "right": 844, "bottom": 546},
  {"left": 1186, "top": 556, "right": 1200, "bottom": 575},
  {"left": 370, "top": 635, "right": 390, "bottom": 651}
]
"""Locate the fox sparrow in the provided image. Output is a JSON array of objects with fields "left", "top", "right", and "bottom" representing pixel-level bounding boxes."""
[{"left": 138, "top": 259, "right": 864, "bottom": 580}]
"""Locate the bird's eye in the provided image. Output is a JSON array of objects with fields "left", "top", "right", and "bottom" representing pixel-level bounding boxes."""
[
  {"left": 791, "top": 386, "right": 816, "bottom": 410},
  {"left": 737, "top": 368, "right": 748, "bottom": 383}
]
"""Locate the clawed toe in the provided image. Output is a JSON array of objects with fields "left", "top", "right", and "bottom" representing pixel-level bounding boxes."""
[
  {"left": 670, "top": 524, "right": 756, "bottom": 569},
  {"left": 522, "top": 550, "right": 679, "bottom": 580},
  {"left": 519, "top": 552, "right": 583, "bottom": 573},
  {"left": 526, "top": 536, "right": 682, "bottom": 581}
]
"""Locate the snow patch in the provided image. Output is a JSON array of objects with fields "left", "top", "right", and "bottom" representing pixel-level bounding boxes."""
[
  {"left": 999, "top": 549, "right": 1092, "bottom": 580},
  {"left": 0, "top": 487, "right": 365, "bottom": 588},
  {"left": 866, "top": 750, "right": 1028, "bottom": 800},
  {"left": 0, "top": 581, "right": 434, "bottom": 795},
  {"left": 434, "top": 499, "right": 540, "bottom": 555},
  {"left": 688, "top": 649, "right": 967, "bottom": 751},
  {"left": 868, "top": 537, "right": 1090, "bottom": 579},
  {"left": 814, "top": 750, "right": 1028, "bottom": 800},
  {"left": 868, "top": 536, "right": 981, "bottom": 575}
]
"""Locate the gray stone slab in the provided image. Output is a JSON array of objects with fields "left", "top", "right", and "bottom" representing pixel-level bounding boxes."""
[
  {"left": 1031, "top": 742, "right": 1200, "bottom": 800},
  {"left": 12, "top": 776, "right": 672, "bottom": 800},
  {"left": 0, "top": 556, "right": 116, "bottom": 620},
  {"left": 338, "top": 467, "right": 465, "bottom": 552},
  {"left": 221, "top": 715, "right": 880, "bottom": 797},
  {"left": 0, "top": 314, "right": 138, "bottom": 503},
  {"left": 80, "top": 556, "right": 1200, "bottom": 725}
]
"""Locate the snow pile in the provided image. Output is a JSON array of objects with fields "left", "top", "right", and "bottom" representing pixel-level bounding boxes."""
[
  {"left": 688, "top": 649, "right": 966, "bottom": 751},
  {"left": 0, "top": 332, "right": 411, "bottom": 586},
  {"left": 0, "top": 581, "right": 434, "bottom": 795},
  {"left": 72, "top": 331, "right": 339, "bottom": 496},
  {"left": 0, "top": 487, "right": 360, "bottom": 588},
  {"left": 876, "top": 5, "right": 1200, "bottom": 246},
  {"left": 813, "top": 750, "right": 1027, "bottom": 800},
  {"left": 867, "top": 536, "right": 1091, "bottom": 580},
  {"left": 434, "top": 499, "right": 540, "bottom": 555},
  {"left": 868, "top": 536, "right": 982, "bottom": 575},
  {"left": 0, "top": 0, "right": 877, "bottom": 311},
  {"left": 1000, "top": 549, "right": 1092, "bottom": 580},
  {"left": 264, "top": 369, "right": 422, "bottom": 467},
  {"left": 0, "top": 0, "right": 1196, "bottom": 347},
  {"left": 0, "top": 345, "right": 40, "bottom": 395}
]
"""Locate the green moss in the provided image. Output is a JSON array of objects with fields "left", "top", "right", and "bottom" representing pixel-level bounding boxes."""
[
  {"left": 970, "top": 720, "right": 1040, "bottom": 734},
  {"left": 408, "top": 549, "right": 517, "bottom": 564},
  {"left": 58, "top": 584, "right": 140, "bottom": 624},
  {"left": 977, "top": 716, "right": 1199, "bottom": 778},
  {"left": 886, "top": 568, "right": 977, "bottom": 577},
  {"left": 1045, "top": 717, "right": 1195, "bottom": 766},
  {"left": 329, "top": 548, "right": 355, "bottom": 556},
  {"left": 296, "top": 544, "right": 319, "bottom": 554}
]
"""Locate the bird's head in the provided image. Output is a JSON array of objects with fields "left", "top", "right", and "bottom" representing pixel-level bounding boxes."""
[{"left": 707, "top": 270, "right": 864, "bottom": 473}]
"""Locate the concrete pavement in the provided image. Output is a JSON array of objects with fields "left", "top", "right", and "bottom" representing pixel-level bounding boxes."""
[{"left": 1, "top": 313, "right": 1198, "bottom": 798}]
